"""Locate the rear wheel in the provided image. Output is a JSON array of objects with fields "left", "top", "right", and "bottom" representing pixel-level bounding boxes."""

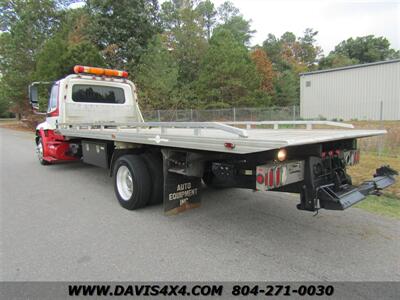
[
  {"left": 36, "top": 137, "right": 50, "bottom": 165},
  {"left": 113, "top": 154, "right": 151, "bottom": 210}
]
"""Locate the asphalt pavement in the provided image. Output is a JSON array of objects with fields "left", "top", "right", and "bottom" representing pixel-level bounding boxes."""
[{"left": 1, "top": 127, "right": 399, "bottom": 281}]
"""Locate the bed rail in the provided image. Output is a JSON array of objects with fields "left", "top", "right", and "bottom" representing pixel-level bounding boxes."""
[
  {"left": 58, "top": 121, "right": 249, "bottom": 138},
  {"left": 224, "top": 120, "right": 354, "bottom": 130}
]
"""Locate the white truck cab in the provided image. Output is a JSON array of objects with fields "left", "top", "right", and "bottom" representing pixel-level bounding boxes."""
[{"left": 35, "top": 72, "right": 144, "bottom": 132}]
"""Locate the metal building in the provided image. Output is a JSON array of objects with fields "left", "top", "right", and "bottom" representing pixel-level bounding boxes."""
[{"left": 300, "top": 59, "right": 400, "bottom": 120}]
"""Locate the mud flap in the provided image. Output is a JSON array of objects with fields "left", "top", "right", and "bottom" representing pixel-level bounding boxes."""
[{"left": 162, "top": 149, "right": 202, "bottom": 215}]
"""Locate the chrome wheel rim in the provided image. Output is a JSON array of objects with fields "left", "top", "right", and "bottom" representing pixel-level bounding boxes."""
[
  {"left": 36, "top": 141, "right": 43, "bottom": 162},
  {"left": 116, "top": 165, "right": 133, "bottom": 201}
]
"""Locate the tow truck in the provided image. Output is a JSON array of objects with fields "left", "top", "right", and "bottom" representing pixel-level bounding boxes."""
[{"left": 29, "top": 65, "right": 397, "bottom": 215}]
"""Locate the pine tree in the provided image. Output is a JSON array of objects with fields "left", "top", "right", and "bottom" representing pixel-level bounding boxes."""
[
  {"left": 197, "top": 29, "right": 260, "bottom": 108},
  {"left": 135, "top": 35, "right": 179, "bottom": 110}
]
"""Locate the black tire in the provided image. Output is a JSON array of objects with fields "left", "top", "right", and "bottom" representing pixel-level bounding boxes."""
[
  {"left": 36, "top": 137, "right": 50, "bottom": 165},
  {"left": 140, "top": 152, "right": 164, "bottom": 205},
  {"left": 113, "top": 154, "right": 151, "bottom": 210}
]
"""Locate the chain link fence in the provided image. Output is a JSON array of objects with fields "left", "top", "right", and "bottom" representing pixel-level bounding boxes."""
[{"left": 142, "top": 106, "right": 300, "bottom": 122}]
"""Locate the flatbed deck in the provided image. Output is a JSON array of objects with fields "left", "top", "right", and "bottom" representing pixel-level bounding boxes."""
[{"left": 57, "top": 121, "right": 386, "bottom": 154}]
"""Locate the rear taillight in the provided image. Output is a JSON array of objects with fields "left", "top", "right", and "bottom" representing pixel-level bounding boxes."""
[
  {"left": 263, "top": 166, "right": 286, "bottom": 189},
  {"left": 275, "top": 167, "right": 281, "bottom": 186},
  {"left": 256, "top": 174, "right": 264, "bottom": 184},
  {"left": 256, "top": 161, "right": 304, "bottom": 192},
  {"left": 268, "top": 168, "right": 274, "bottom": 188}
]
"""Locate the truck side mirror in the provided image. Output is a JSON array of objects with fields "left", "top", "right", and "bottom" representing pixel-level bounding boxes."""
[
  {"left": 28, "top": 81, "right": 52, "bottom": 114},
  {"left": 29, "top": 84, "right": 39, "bottom": 110}
]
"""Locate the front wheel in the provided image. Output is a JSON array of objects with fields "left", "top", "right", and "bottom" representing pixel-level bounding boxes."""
[
  {"left": 36, "top": 137, "right": 50, "bottom": 165},
  {"left": 113, "top": 155, "right": 151, "bottom": 210}
]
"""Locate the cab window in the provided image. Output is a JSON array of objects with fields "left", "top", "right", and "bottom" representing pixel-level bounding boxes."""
[
  {"left": 72, "top": 84, "right": 125, "bottom": 104},
  {"left": 47, "top": 84, "right": 59, "bottom": 112}
]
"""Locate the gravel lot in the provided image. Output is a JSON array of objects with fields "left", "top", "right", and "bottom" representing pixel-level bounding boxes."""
[{"left": 1, "top": 128, "right": 399, "bottom": 281}]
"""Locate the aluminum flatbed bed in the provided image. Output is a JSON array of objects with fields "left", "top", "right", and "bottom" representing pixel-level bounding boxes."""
[{"left": 58, "top": 121, "right": 386, "bottom": 154}]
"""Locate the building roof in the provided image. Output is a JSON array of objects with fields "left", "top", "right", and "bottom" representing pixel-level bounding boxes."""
[{"left": 300, "top": 59, "right": 400, "bottom": 76}]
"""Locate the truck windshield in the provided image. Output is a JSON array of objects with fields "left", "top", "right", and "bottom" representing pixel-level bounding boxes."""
[{"left": 72, "top": 84, "right": 125, "bottom": 104}]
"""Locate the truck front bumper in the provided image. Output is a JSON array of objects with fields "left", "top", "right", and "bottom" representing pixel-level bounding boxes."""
[{"left": 317, "top": 166, "right": 398, "bottom": 211}]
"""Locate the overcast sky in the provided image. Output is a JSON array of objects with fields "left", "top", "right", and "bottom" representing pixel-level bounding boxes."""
[
  {"left": 71, "top": 0, "right": 400, "bottom": 55},
  {"left": 213, "top": 0, "right": 400, "bottom": 54}
]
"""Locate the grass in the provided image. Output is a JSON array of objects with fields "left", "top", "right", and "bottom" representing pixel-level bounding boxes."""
[
  {"left": 347, "top": 153, "right": 400, "bottom": 198},
  {"left": 355, "top": 195, "right": 400, "bottom": 220},
  {"left": 0, "top": 120, "right": 34, "bottom": 132}
]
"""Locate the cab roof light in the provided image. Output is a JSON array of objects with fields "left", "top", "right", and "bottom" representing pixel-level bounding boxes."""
[{"left": 73, "top": 65, "right": 129, "bottom": 78}]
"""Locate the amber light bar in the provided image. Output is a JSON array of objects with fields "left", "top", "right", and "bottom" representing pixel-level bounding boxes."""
[{"left": 73, "top": 65, "right": 128, "bottom": 78}]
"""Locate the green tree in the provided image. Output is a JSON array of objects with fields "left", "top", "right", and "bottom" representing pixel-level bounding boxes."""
[
  {"left": 263, "top": 29, "right": 321, "bottom": 72},
  {"left": 197, "top": 29, "right": 261, "bottom": 108},
  {"left": 261, "top": 29, "right": 322, "bottom": 105},
  {"left": 196, "top": 0, "right": 217, "bottom": 40},
  {"left": 135, "top": 35, "right": 179, "bottom": 110},
  {"left": 0, "top": 79, "right": 12, "bottom": 117},
  {"left": 34, "top": 8, "right": 105, "bottom": 81},
  {"left": 332, "top": 35, "right": 400, "bottom": 63},
  {"left": 298, "top": 28, "right": 322, "bottom": 69},
  {"left": 318, "top": 53, "right": 359, "bottom": 70},
  {"left": 214, "top": 16, "right": 255, "bottom": 46},
  {"left": 160, "top": 0, "right": 208, "bottom": 106},
  {"left": 86, "top": 0, "right": 161, "bottom": 69},
  {"left": 217, "top": 1, "right": 239, "bottom": 23},
  {"left": 274, "top": 70, "right": 298, "bottom": 106},
  {"left": 262, "top": 34, "right": 284, "bottom": 66},
  {"left": 0, "top": 0, "right": 60, "bottom": 117},
  {"left": 34, "top": 35, "right": 69, "bottom": 81}
]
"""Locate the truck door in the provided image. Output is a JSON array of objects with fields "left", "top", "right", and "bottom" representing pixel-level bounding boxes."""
[{"left": 46, "top": 83, "right": 60, "bottom": 129}]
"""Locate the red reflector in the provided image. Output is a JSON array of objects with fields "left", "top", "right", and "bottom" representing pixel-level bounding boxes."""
[
  {"left": 256, "top": 174, "right": 264, "bottom": 184},
  {"left": 224, "top": 142, "right": 235, "bottom": 149},
  {"left": 268, "top": 168, "right": 274, "bottom": 188},
  {"left": 275, "top": 167, "right": 281, "bottom": 186}
]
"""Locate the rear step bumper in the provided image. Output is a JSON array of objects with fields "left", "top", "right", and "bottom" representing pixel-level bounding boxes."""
[{"left": 317, "top": 166, "right": 397, "bottom": 211}]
